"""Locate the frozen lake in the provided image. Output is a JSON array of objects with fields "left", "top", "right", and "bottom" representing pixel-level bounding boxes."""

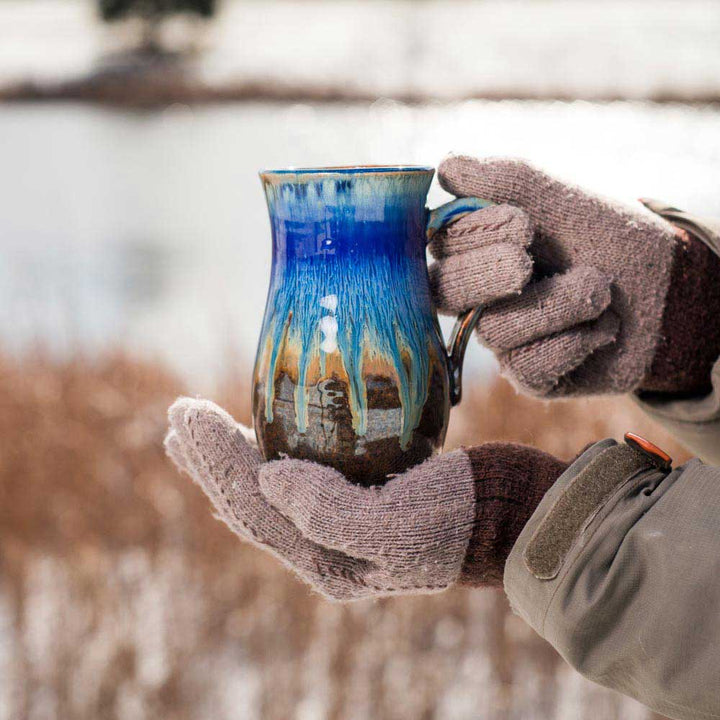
[{"left": 2, "top": 99, "right": 720, "bottom": 388}]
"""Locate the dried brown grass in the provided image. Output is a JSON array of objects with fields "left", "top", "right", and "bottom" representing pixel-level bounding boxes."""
[{"left": 0, "top": 353, "right": 677, "bottom": 720}]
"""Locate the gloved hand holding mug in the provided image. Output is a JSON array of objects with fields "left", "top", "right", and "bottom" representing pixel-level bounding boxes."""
[{"left": 429, "top": 156, "right": 720, "bottom": 398}]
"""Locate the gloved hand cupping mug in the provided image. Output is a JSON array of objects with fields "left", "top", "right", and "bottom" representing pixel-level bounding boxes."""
[{"left": 165, "top": 397, "right": 565, "bottom": 600}]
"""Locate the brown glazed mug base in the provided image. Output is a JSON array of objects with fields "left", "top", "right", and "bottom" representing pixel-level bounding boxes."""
[{"left": 254, "top": 369, "right": 449, "bottom": 486}]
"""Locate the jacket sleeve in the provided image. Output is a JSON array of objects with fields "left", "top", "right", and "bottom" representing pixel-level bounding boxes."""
[
  {"left": 504, "top": 437, "right": 720, "bottom": 720},
  {"left": 635, "top": 358, "right": 720, "bottom": 465},
  {"left": 636, "top": 201, "right": 720, "bottom": 466}
]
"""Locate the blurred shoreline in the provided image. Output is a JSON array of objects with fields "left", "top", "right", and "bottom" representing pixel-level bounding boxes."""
[{"left": 6, "top": 78, "right": 720, "bottom": 110}]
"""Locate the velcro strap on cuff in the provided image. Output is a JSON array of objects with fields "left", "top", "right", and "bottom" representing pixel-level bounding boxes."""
[{"left": 523, "top": 444, "right": 654, "bottom": 580}]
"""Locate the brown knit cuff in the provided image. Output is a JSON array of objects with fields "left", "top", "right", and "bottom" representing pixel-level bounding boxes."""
[
  {"left": 458, "top": 443, "right": 568, "bottom": 588},
  {"left": 641, "top": 231, "right": 720, "bottom": 396}
]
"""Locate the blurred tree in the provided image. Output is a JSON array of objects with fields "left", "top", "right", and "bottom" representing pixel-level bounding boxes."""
[
  {"left": 98, "top": 0, "right": 216, "bottom": 55},
  {"left": 99, "top": 0, "right": 215, "bottom": 21}
]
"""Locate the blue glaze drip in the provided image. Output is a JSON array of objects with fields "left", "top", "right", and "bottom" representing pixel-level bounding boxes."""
[{"left": 257, "top": 169, "right": 444, "bottom": 449}]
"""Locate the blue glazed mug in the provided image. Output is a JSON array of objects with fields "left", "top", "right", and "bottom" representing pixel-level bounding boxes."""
[{"left": 253, "top": 165, "right": 490, "bottom": 484}]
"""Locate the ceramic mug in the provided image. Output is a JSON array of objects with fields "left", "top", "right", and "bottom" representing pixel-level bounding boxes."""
[{"left": 253, "top": 165, "right": 490, "bottom": 485}]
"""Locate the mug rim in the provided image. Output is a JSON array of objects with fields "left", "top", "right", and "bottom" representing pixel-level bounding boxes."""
[{"left": 259, "top": 165, "right": 434, "bottom": 177}]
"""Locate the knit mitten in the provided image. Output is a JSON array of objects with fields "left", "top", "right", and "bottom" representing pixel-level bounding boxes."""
[
  {"left": 430, "top": 156, "right": 682, "bottom": 397},
  {"left": 165, "top": 398, "right": 566, "bottom": 601}
]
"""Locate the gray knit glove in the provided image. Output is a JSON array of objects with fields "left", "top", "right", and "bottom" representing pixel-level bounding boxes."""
[
  {"left": 165, "top": 397, "right": 475, "bottom": 600},
  {"left": 164, "top": 397, "right": 566, "bottom": 601},
  {"left": 430, "top": 156, "right": 680, "bottom": 397}
]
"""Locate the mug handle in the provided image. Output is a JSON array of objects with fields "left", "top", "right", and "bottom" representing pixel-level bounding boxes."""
[{"left": 426, "top": 197, "right": 493, "bottom": 406}]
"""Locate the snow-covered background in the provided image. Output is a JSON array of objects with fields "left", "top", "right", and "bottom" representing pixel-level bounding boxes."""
[{"left": 1, "top": 3, "right": 718, "bottom": 718}]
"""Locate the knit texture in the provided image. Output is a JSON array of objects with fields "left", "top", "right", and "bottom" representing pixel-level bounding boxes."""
[
  {"left": 258, "top": 451, "right": 476, "bottom": 596},
  {"left": 432, "top": 156, "right": 678, "bottom": 397},
  {"left": 428, "top": 203, "right": 534, "bottom": 313},
  {"left": 165, "top": 397, "right": 569, "bottom": 601},
  {"left": 165, "top": 398, "right": 379, "bottom": 601},
  {"left": 477, "top": 266, "right": 612, "bottom": 351},
  {"left": 429, "top": 242, "right": 532, "bottom": 314},
  {"left": 501, "top": 311, "right": 620, "bottom": 396},
  {"left": 459, "top": 443, "right": 568, "bottom": 587},
  {"left": 641, "top": 233, "right": 720, "bottom": 395}
]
